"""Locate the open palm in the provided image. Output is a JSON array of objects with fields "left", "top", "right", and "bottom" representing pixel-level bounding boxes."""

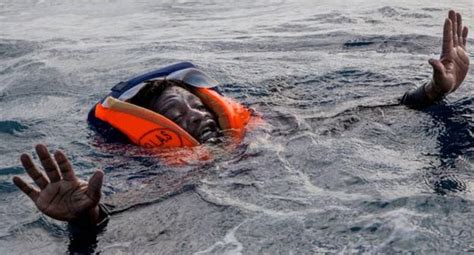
[
  {"left": 13, "top": 144, "right": 104, "bottom": 222},
  {"left": 428, "top": 10, "right": 469, "bottom": 96}
]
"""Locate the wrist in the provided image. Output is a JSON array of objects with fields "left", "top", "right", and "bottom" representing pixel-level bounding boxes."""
[
  {"left": 68, "top": 203, "right": 110, "bottom": 233},
  {"left": 71, "top": 205, "right": 100, "bottom": 224},
  {"left": 87, "top": 205, "right": 100, "bottom": 224},
  {"left": 424, "top": 80, "right": 445, "bottom": 101}
]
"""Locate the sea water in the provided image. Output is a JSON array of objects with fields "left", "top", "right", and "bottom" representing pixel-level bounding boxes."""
[{"left": 0, "top": 0, "right": 473, "bottom": 253}]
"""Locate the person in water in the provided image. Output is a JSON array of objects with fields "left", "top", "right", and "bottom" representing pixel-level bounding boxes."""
[
  {"left": 12, "top": 10, "right": 470, "bottom": 227},
  {"left": 128, "top": 79, "right": 221, "bottom": 144},
  {"left": 88, "top": 63, "right": 253, "bottom": 149}
]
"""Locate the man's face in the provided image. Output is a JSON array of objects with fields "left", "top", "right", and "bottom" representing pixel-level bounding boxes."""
[{"left": 149, "top": 85, "right": 219, "bottom": 143}]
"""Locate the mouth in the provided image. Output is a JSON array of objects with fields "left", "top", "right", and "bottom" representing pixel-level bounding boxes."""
[{"left": 198, "top": 128, "right": 217, "bottom": 143}]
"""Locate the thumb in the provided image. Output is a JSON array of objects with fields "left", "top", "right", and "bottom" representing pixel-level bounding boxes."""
[
  {"left": 428, "top": 59, "right": 445, "bottom": 75},
  {"left": 86, "top": 170, "right": 104, "bottom": 203}
]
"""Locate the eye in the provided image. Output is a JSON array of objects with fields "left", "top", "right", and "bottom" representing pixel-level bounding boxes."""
[
  {"left": 196, "top": 104, "right": 207, "bottom": 111},
  {"left": 161, "top": 108, "right": 184, "bottom": 122},
  {"left": 171, "top": 114, "right": 183, "bottom": 121}
]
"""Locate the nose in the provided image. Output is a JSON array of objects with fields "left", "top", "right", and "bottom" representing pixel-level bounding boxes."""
[
  {"left": 188, "top": 109, "right": 208, "bottom": 124},
  {"left": 185, "top": 109, "right": 209, "bottom": 136}
]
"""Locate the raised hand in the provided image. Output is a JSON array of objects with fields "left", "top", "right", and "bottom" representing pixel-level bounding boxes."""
[
  {"left": 426, "top": 10, "right": 470, "bottom": 100},
  {"left": 12, "top": 144, "right": 104, "bottom": 223}
]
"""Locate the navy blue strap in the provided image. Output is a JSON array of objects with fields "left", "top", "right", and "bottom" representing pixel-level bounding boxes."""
[{"left": 111, "top": 62, "right": 195, "bottom": 95}]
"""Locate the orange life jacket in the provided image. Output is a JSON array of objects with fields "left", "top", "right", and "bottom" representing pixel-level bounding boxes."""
[{"left": 88, "top": 62, "right": 253, "bottom": 149}]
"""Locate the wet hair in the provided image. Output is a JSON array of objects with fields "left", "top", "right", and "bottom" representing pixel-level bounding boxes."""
[{"left": 129, "top": 79, "right": 194, "bottom": 110}]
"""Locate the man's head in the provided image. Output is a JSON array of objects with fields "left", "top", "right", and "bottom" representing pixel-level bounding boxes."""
[{"left": 130, "top": 80, "right": 220, "bottom": 143}]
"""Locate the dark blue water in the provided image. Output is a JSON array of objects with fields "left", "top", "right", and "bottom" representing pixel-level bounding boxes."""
[{"left": 0, "top": 0, "right": 473, "bottom": 254}]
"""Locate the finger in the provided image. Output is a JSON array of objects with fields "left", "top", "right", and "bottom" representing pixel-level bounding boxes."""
[
  {"left": 442, "top": 18, "right": 453, "bottom": 56},
  {"left": 86, "top": 170, "right": 104, "bottom": 203},
  {"left": 456, "top": 13, "right": 462, "bottom": 40},
  {"left": 20, "top": 154, "right": 49, "bottom": 189},
  {"left": 54, "top": 150, "right": 76, "bottom": 181},
  {"left": 449, "top": 10, "right": 458, "bottom": 47},
  {"left": 12, "top": 176, "right": 40, "bottom": 202},
  {"left": 429, "top": 59, "right": 446, "bottom": 75},
  {"left": 462, "top": 26, "right": 468, "bottom": 48},
  {"left": 35, "top": 144, "right": 61, "bottom": 183}
]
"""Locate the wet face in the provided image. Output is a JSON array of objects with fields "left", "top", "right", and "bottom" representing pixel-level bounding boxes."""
[{"left": 149, "top": 86, "right": 219, "bottom": 143}]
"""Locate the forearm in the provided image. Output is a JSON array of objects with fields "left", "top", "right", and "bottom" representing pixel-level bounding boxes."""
[
  {"left": 67, "top": 204, "right": 111, "bottom": 253},
  {"left": 400, "top": 80, "right": 445, "bottom": 108}
]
